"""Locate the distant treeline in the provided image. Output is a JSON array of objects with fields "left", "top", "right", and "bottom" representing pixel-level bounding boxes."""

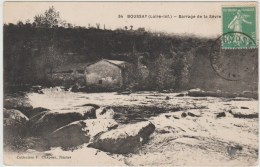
[{"left": 3, "top": 23, "right": 257, "bottom": 92}]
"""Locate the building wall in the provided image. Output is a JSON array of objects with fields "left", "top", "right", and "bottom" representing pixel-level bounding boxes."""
[{"left": 85, "top": 60, "right": 123, "bottom": 88}]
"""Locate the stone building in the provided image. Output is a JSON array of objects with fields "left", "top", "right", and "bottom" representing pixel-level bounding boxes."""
[{"left": 85, "top": 59, "right": 133, "bottom": 89}]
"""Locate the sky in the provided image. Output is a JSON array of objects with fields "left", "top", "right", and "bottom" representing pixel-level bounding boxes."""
[{"left": 3, "top": 1, "right": 257, "bottom": 38}]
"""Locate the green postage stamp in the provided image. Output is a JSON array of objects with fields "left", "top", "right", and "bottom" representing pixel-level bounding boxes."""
[{"left": 222, "top": 6, "right": 257, "bottom": 49}]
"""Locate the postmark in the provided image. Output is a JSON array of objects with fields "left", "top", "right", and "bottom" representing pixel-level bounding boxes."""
[
  {"left": 210, "top": 32, "right": 258, "bottom": 81},
  {"left": 222, "top": 6, "right": 257, "bottom": 49}
]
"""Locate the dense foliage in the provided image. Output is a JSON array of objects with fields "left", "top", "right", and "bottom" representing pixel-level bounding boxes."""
[{"left": 4, "top": 7, "right": 257, "bottom": 92}]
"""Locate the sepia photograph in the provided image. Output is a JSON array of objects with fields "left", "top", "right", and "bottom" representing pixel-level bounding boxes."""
[{"left": 2, "top": 1, "right": 259, "bottom": 166}]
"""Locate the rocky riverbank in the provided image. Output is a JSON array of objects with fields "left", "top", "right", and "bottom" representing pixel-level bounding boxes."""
[{"left": 3, "top": 87, "right": 258, "bottom": 165}]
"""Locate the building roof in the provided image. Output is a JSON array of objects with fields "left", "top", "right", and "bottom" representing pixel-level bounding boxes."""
[
  {"left": 87, "top": 59, "right": 130, "bottom": 69},
  {"left": 102, "top": 59, "right": 130, "bottom": 68},
  {"left": 103, "top": 59, "right": 127, "bottom": 66}
]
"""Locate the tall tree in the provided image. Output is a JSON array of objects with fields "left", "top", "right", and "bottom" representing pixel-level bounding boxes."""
[
  {"left": 17, "top": 20, "right": 24, "bottom": 27},
  {"left": 34, "top": 6, "right": 63, "bottom": 28}
]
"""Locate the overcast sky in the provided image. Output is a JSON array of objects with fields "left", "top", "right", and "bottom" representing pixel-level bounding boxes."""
[{"left": 4, "top": 1, "right": 257, "bottom": 38}]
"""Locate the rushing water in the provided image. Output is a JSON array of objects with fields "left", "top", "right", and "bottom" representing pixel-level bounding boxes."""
[
  {"left": 27, "top": 87, "right": 184, "bottom": 123},
  {"left": 27, "top": 87, "right": 169, "bottom": 110}
]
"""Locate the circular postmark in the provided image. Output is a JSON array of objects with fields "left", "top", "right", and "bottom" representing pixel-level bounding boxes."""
[{"left": 209, "top": 32, "right": 258, "bottom": 81}]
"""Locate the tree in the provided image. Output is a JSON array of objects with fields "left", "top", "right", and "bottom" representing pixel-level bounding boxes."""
[
  {"left": 137, "top": 27, "right": 145, "bottom": 32},
  {"left": 67, "top": 23, "right": 73, "bottom": 28},
  {"left": 24, "top": 19, "right": 32, "bottom": 28},
  {"left": 25, "top": 19, "right": 31, "bottom": 24},
  {"left": 32, "top": 6, "right": 67, "bottom": 79},
  {"left": 96, "top": 23, "right": 100, "bottom": 29},
  {"left": 44, "top": 46, "right": 66, "bottom": 77},
  {"left": 17, "top": 20, "right": 24, "bottom": 27},
  {"left": 34, "top": 14, "right": 45, "bottom": 27},
  {"left": 33, "top": 6, "right": 63, "bottom": 28}
]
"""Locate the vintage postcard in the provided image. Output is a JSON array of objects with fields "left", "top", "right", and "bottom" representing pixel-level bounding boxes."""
[{"left": 3, "top": 1, "right": 259, "bottom": 166}]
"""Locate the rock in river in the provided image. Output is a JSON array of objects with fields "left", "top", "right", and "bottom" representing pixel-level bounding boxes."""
[
  {"left": 89, "top": 121, "right": 155, "bottom": 154},
  {"left": 4, "top": 108, "right": 29, "bottom": 125},
  {"left": 216, "top": 112, "right": 226, "bottom": 118},
  {"left": 28, "top": 107, "right": 50, "bottom": 118},
  {"left": 29, "top": 106, "right": 96, "bottom": 136},
  {"left": 230, "top": 109, "right": 258, "bottom": 119},
  {"left": 48, "top": 119, "right": 118, "bottom": 148},
  {"left": 4, "top": 108, "right": 29, "bottom": 139},
  {"left": 96, "top": 107, "right": 115, "bottom": 119}
]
